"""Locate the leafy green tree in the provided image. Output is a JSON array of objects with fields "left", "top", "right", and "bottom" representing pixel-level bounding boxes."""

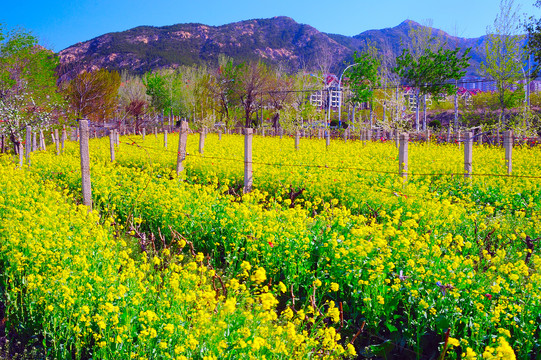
[
  {"left": 144, "top": 72, "right": 171, "bottom": 115},
  {"left": 0, "top": 24, "right": 62, "bottom": 152},
  {"left": 394, "top": 46, "right": 470, "bottom": 131},
  {"left": 346, "top": 49, "right": 381, "bottom": 105},
  {"left": 526, "top": 1, "right": 541, "bottom": 78},
  {"left": 482, "top": 0, "right": 526, "bottom": 127},
  {"left": 345, "top": 47, "right": 381, "bottom": 127}
]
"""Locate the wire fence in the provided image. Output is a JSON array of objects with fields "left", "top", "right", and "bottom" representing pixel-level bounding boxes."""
[{"left": 115, "top": 134, "right": 541, "bottom": 181}]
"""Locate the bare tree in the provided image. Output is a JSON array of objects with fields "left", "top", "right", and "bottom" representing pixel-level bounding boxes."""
[
  {"left": 208, "top": 55, "right": 239, "bottom": 127},
  {"left": 482, "top": 0, "right": 525, "bottom": 128},
  {"left": 267, "top": 69, "right": 293, "bottom": 131},
  {"left": 315, "top": 43, "right": 334, "bottom": 76},
  {"left": 119, "top": 74, "right": 149, "bottom": 131},
  {"left": 406, "top": 20, "right": 440, "bottom": 131},
  {"left": 64, "top": 68, "right": 121, "bottom": 122},
  {"left": 235, "top": 61, "right": 271, "bottom": 128}
]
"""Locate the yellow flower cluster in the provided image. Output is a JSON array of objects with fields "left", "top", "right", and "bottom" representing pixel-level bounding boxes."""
[
  {"left": 14, "top": 130, "right": 541, "bottom": 358},
  {"left": 0, "top": 158, "right": 353, "bottom": 359}
]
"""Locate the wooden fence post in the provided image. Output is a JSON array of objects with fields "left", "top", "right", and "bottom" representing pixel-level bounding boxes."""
[
  {"left": 295, "top": 130, "right": 300, "bottom": 150},
  {"left": 244, "top": 128, "right": 253, "bottom": 193},
  {"left": 199, "top": 127, "right": 206, "bottom": 154},
  {"left": 79, "top": 120, "right": 92, "bottom": 210},
  {"left": 39, "top": 130, "right": 46, "bottom": 151},
  {"left": 32, "top": 132, "right": 37, "bottom": 152},
  {"left": 218, "top": 130, "right": 222, "bottom": 140},
  {"left": 367, "top": 129, "right": 372, "bottom": 142},
  {"left": 504, "top": 130, "right": 513, "bottom": 174},
  {"left": 399, "top": 133, "right": 409, "bottom": 180},
  {"left": 464, "top": 131, "right": 473, "bottom": 178},
  {"left": 142, "top": 128, "right": 146, "bottom": 141},
  {"left": 109, "top": 130, "right": 115, "bottom": 162},
  {"left": 325, "top": 130, "right": 330, "bottom": 148},
  {"left": 164, "top": 130, "right": 168, "bottom": 148},
  {"left": 176, "top": 121, "right": 188, "bottom": 176},
  {"left": 61, "top": 127, "right": 66, "bottom": 152},
  {"left": 447, "top": 127, "right": 451, "bottom": 143},
  {"left": 25, "top": 126, "right": 32, "bottom": 166},
  {"left": 18, "top": 140, "right": 23, "bottom": 168},
  {"left": 54, "top": 129, "right": 60, "bottom": 155},
  {"left": 154, "top": 127, "right": 157, "bottom": 138}
]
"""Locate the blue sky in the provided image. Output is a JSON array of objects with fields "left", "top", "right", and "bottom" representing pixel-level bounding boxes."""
[{"left": 1, "top": 0, "right": 539, "bottom": 52}]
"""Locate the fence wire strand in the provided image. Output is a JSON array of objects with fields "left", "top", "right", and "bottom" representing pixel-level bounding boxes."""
[{"left": 117, "top": 137, "right": 541, "bottom": 181}]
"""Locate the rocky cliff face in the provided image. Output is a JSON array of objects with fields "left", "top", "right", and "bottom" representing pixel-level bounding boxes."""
[{"left": 58, "top": 17, "right": 487, "bottom": 79}]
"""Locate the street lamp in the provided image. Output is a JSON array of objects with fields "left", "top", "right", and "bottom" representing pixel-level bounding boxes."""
[{"left": 338, "top": 63, "right": 361, "bottom": 127}]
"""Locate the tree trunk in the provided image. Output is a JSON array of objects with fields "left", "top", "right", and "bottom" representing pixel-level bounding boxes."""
[
  {"left": 369, "top": 103, "right": 373, "bottom": 128},
  {"left": 245, "top": 106, "right": 251, "bottom": 128},
  {"left": 500, "top": 96, "right": 505, "bottom": 128},
  {"left": 499, "top": 88, "right": 505, "bottom": 128},
  {"left": 272, "top": 113, "right": 280, "bottom": 132},
  {"left": 9, "top": 133, "right": 20, "bottom": 155}
]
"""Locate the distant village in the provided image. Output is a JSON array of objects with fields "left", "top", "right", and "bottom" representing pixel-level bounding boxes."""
[{"left": 308, "top": 74, "right": 541, "bottom": 111}]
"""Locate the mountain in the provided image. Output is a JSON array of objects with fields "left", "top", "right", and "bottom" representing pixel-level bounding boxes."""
[
  {"left": 58, "top": 17, "right": 487, "bottom": 79},
  {"left": 327, "top": 20, "right": 487, "bottom": 75}
]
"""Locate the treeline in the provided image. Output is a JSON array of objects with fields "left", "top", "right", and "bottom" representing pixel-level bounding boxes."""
[{"left": 3, "top": 0, "right": 541, "bottom": 153}]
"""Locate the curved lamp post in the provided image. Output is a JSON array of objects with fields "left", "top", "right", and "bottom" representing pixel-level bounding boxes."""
[{"left": 338, "top": 63, "right": 361, "bottom": 127}]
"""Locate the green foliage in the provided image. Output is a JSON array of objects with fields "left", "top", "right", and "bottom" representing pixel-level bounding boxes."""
[
  {"left": 428, "top": 119, "right": 441, "bottom": 130},
  {"left": 460, "top": 90, "right": 528, "bottom": 129},
  {"left": 526, "top": 0, "right": 541, "bottom": 78},
  {"left": 346, "top": 48, "right": 381, "bottom": 105},
  {"left": 0, "top": 24, "right": 63, "bottom": 149},
  {"left": 393, "top": 40, "right": 470, "bottom": 131},
  {"left": 394, "top": 46, "right": 471, "bottom": 101},
  {"left": 0, "top": 25, "right": 60, "bottom": 103},
  {"left": 144, "top": 72, "right": 171, "bottom": 113}
]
